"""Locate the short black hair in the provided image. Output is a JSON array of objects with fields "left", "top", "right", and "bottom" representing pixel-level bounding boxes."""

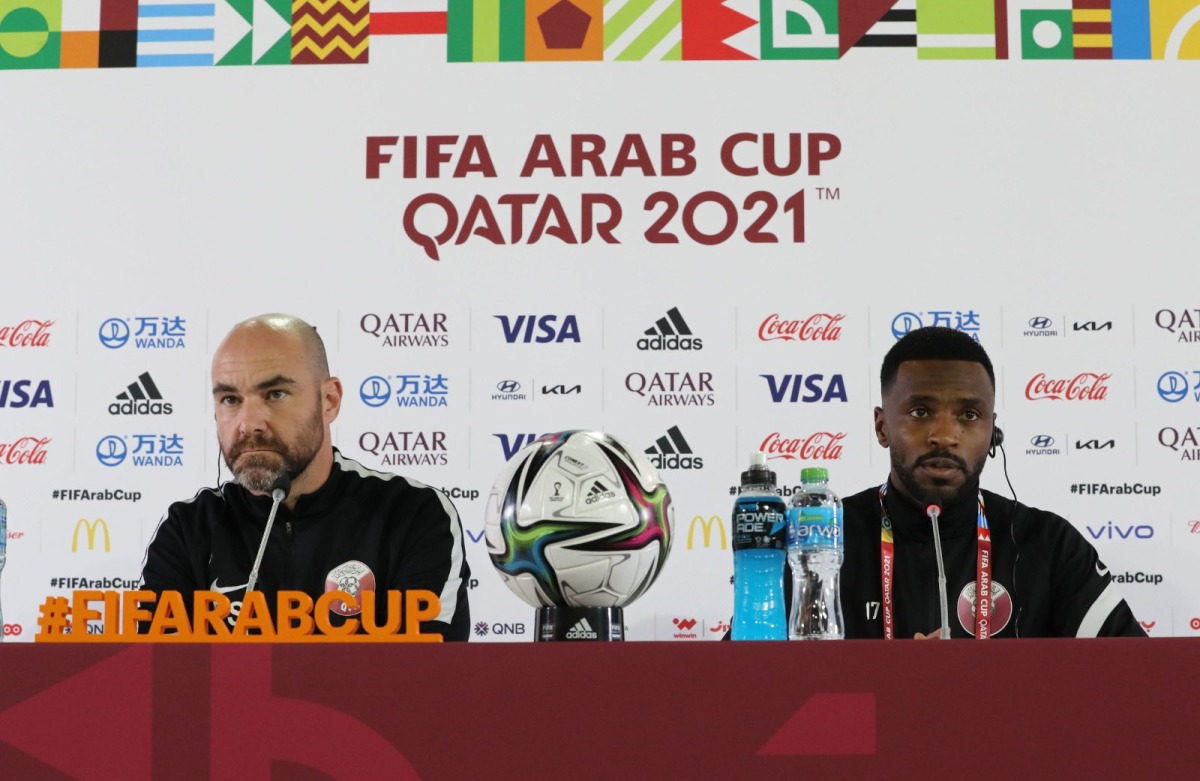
[{"left": 880, "top": 327, "right": 995, "bottom": 395}]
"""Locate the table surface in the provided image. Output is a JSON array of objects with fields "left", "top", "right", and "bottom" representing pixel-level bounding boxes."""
[{"left": 1, "top": 638, "right": 1197, "bottom": 780}]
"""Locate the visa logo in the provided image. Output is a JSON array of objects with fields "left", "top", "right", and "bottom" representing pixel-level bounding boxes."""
[
  {"left": 495, "top": 315, "right": 580, "bottom": 344},
  {"left": 494, "top": 433, "right": 547, "bottom": 461},
  {"left": 761, "top": 374, "right": 848, "bottom": 403},
  {"left": 0, "top": 379, "right": 54, "bottom": 408}
]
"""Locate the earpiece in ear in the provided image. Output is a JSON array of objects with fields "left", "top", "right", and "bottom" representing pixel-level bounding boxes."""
[{"left": 990, "top": 426, "right": 1005, "bottom": 458}]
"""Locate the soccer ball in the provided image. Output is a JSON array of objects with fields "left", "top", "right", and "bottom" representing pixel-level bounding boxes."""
[{"left": 484, "top": 430, "right": 674, "bottom": 609}]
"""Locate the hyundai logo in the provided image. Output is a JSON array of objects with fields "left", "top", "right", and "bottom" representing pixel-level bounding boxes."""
[
  {"left": 98, "top": 318, "right": 130, "bottom": 349},
  {"left": 359, "top": 376, "right": 392, "bottom": 408},
  {"left": 1030, "top": 434, "right": 1055, "bottom": 448},
  {"left": 1157, "top": 371, "right": 1190, "bottom": 403},
  {"left": 96, "top": 436, "right": 127, "bottom": 467},
  {"left": 891, "top": 312, "right": 923, "bottom": 341},
  {"left": 1028, "top": 316, "right": 1052, "bottom": 330},
  {"left": 496, "top": 380, "right": 521, "bottom": 394}
]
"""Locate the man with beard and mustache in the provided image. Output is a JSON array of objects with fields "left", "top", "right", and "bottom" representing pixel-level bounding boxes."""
[
  {"left": 837, "top": 326, "right": 1144, "bottom": 639},
  {"left": 140, "top": 314, "right": 470, "bottom": 639}
]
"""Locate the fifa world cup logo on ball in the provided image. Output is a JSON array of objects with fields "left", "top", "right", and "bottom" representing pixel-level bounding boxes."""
[{"left": 484, "top": 430, "right": 674, "bottom": 641}]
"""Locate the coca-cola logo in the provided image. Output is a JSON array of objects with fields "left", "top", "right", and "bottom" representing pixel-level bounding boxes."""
[
  {"left": 758, "top": 313, "right": 844, "bottom": 342},
  {"left": 0, "top": 320, "right": 53, "bottom": 348},
  {"left": 0, "top": 436, "right": 51, "bottom": 465},
  {"left": 760, "top": 432, "right": 846, "bottom": 460},
  {"left": 1025, "top": 372, "right": 1111, "bottom": 401}
]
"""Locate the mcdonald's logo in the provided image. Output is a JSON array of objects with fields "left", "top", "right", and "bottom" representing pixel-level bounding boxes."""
[
  {"left": 687, "top": 515, "right": 727, "bottom": 550},
  {"left": 72, "top": 518, "right": 110, "bottom": 553}
]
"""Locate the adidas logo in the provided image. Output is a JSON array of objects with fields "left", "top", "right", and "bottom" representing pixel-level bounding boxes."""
[
  {"left": 636, "top": 307, "right": 702, "bottom": 351},
  {"left": 109, "top": 372, "right": 172, "bottom": 415},
  {"left": 565, "top": 618, "right": 599, "bottom": 640},
  {"left": 585, "top": 479, "right": 618, "bottom": 505},
  {"left": 645, "top": 425, "right": 704, "bottom": 470}
]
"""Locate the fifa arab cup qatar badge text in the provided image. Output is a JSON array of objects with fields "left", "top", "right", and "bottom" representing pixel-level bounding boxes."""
[
  {"left": 325, "top": 561, "right": 376, "bottom": 617},
  {"left": 484, "top": 430, "right": 675, "bottom": 642}
]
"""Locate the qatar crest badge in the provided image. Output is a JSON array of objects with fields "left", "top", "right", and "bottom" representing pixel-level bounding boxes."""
[{"left": 324, "top": 560, "right": 376, "bottom": 617}]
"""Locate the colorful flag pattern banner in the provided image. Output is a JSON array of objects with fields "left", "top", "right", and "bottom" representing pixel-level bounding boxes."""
[{"left": 0, "top": 0, "right": 1198, "bottom": 68}]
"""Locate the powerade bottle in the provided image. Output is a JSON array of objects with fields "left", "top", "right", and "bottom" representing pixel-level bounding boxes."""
[
  {"left": 731, "top": 452, "right": 788, "bottom": 640},
  {"left": 787, "top": 467, "right": 845, "bottom": 640}
]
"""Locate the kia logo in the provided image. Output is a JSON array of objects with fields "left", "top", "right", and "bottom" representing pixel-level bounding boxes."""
[
  {"left": 98, "top": 318, "right": 130, "bottom": 349},
  {"left": 1157, "top": 371, "right": 1190, "bottom": 403},
  {"left": 1028, "top": 316, "right": 1052, "bottom": 330},
  {"left": 359, "top": 376, "right": 392, "bottom": 408},
  {"left": 96, "top": 436, "right": 127, "bottom": 467},
  {"left": 891, "top": 312, "right": 923, "bottom": 340},
  {"left": 496, "top": 380, "right": 521, "bottom": 393},
  {"left": 1030, "top": 435, "right": 1054, "bottom": 448}
]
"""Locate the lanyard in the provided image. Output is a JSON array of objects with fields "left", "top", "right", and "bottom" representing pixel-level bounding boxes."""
[{"left": 878, "top": 484, "right": 992, "bottom": 639}]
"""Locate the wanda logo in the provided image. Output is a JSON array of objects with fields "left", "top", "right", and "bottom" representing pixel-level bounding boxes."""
[
  {"left": 1025, "top": 372, "right": 1111, "bottom": 401},
  {"left": 758, "top": 313, "right": 844, "bottom": 342},
  {"left": 760, "top": 432, "right": 846, "bottom": 460},
  {"left": 0, "top": 436, "right": 51, "bottom": 465},
  {"left": 0, "top": 319, "right": 53, "bottom": 348}
]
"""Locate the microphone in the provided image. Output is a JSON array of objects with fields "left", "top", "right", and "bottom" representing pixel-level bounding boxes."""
[
  {"left": 245, "top": 475, "right": 291, "bottom": 594},
  {"left": 0, "top": 497, "right": 7, "bottom": 642},
  {"left": 926, "top": 504, "right": 951, "bottom": 640}
]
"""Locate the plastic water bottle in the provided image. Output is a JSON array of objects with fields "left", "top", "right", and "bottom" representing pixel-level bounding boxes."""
[
  {"left": 787, "top": 467, "right": 844, "bottom": 640},
  {"left": 731, "top": 452, "right": 787, "bottom": 640}
]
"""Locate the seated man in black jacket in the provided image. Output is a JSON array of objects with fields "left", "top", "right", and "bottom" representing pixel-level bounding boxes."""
[
  {"left": 140, "top": 313, "right": 471, "bottom": 640},
  {"left": 840, "top": 326, "right": 1144, "bottom": 639}
]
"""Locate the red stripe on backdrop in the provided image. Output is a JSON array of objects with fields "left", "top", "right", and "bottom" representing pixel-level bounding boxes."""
[
  {"left": 1074, "top": 47, "right": 1113, "bottom": 59},
  {"left": 1074, "top": 21, "right": 1113, "bottom": 34},
  {"left": 372, "top": 12, "right": 450, "bottom": 35},
  {"left": 1073, "top": 0, "right": 1111, "bottom": 9}
]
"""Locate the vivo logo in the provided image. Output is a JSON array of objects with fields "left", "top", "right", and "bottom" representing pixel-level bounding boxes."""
[{"left": 1086, "top": 522, "right": 1154, "bottom": 540}]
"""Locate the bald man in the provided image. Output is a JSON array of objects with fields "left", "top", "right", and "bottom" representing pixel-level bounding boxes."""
[{"left": 140, "top": 314, "right": 471, "bottom": 640}]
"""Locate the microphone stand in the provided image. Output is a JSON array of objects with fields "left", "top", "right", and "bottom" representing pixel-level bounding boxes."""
[{"left": 926, "top": 505, "right": 951, "bottom": 640}]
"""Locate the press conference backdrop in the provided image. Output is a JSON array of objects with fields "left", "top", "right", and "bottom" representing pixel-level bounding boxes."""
[{"left": 2, "top": 0, "right": 1199, "bottom": 643}]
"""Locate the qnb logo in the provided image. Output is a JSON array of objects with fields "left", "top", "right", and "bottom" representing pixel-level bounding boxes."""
[
  {"left": 1025, "top": 372, "right": 1111, "bottom": 401},
  {"left": 2, "top": 623, "right": 22, "bottom": 637},
  {"left": 492, "top": 380, "right": 526, "bottom": 401},
  {"left": 891, "top": 310, "right": 981, "bottom": 341},
  {"left": 359, "top": 312, "right": 449, "bottom": 347},
  {"left": 1157, "top": 370, "right": 1200, "bottom": 403},
  {"left": 1024, "top": 316, "right": 1056, "bottom": 336},
  {"left": 473, "top": 621, "right": 490, "bottom": 637},
  {"left": 95, "top": 434, "right": 184, "bottom": 468},
  {"left": 1086, "top": 522, "right": 1154, "bottom": 541},
  {"left": 1026, "top": 435, "right": 1060, "bottom": 456},
  {"left": 645, "top": 425, "right": 703, "bottom": 470},
  {"left": 638, "top": 307, "right": 702, "bottom": 351},
  {"left": 494, "top": 314, "right": 580, "bottom": 344},
  {"left": 0, "top": 436, "right": 50, "bottom": 465},
  {"left": 1075, "top": 439, "right": 1115, "bottom": 450},
  {"left": 98, "top": 316, "right": 186, "bottom": 350},
  {"left": 758, "top": 313, "right": 844, "bottom": 342},
  {"left": 1154, "top": 308, "right": 1200, "bottom": 343},
  {"left": 358, "top": 374, "right": 449, "bottom": 408},
  {"left": 762, "top": 374, "right": 847, "bottom": 403},
  {"left": 1158, "top": 426, "right": 1200, "bottom": 461},
  {"left": 0, "top": 319, "right": 53, "bottom": 348},
  {"left": 110, "top": 372, "right": 172, "bottom": 415},
  {"left": 494, "top": 433, "right": 548, "bottom": 461},
  {"left": 0, "top": 379, "right": 53, "bottom": 408},
  {"left": 358, "top": 431, "right": 447, "bottom": 467},
  {"left": 760, "top": 432, "right": 845, "bottom": 461},
  {"left": 72, "top": 518, "right": 111, "bottom": 553}
]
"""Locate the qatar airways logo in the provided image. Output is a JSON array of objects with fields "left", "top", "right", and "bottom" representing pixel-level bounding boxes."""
[
  {"left": 1025, "top": 372, "right": 1111, "bottom": 401},
  {"left": 758, "top": 313, "right": 844, "bottom": 342},
  {"left": 760, "top": 432, "right": 846, "bottom": 461},
  {"left": 0, "top": 320, "right": 53, "bottom": 348}
]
